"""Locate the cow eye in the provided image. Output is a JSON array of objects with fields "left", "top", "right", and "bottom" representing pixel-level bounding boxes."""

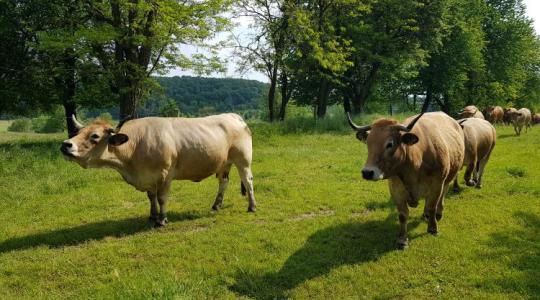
[
  {"left": 385, "top": 141, "right": 394, "bottom": 149},
  {"left": 90, "top": 133, "right": 100, "bottom": 140}
]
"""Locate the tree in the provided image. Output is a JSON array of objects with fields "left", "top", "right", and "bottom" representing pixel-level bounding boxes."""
[
  {"left": 85, "top": 0, "right": 232, "bottom": 119},
  {"left": 235, "top": 0, "right": 294, "bottom": 121}
]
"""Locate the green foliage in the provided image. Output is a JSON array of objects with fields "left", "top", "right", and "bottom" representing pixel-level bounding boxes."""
[
  {"left": 144, "top": 76, "right": 267, "bottom": 116},
  {"left": 97, "top": 112, "right": 113, "bottom": 123},
  {"left": 31, "top": 107, "right": 66, "bottom": 133},
  {"left": 7, "top": 119, "right": 32, "bottom": 133},
  {"left": 1, "top": 124, "right": 539, "bottom": 298},
  {"left": 159, "top": 99, "right": 180, "bottom": 117}
]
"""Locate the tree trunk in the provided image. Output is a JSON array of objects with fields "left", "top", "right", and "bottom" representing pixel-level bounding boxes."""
[
  {"left": 267, "top": 63, "right": 278, "bottom": 122},
  {"left": 119, "top": 83, "right": 140, "bottom": 120},
  {"left": 59, "top": 49, "right": 78, "bottom": 138},
  {"left": 350, "top": 62, "right": 380, "bottom": 114},
  {"left": 316, "top": 79, "right": 329, "bottom": 118},
  {"left": 278, "top": 72, "right": 290, "bottom": 121},
  {"left": 422, "top": 89, "right": 432, "bottom": 112}
]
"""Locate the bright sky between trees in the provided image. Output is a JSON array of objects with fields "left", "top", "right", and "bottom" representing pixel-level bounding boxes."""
[{"left": 168, "top": 1, "right": 540, "bottom": 83}]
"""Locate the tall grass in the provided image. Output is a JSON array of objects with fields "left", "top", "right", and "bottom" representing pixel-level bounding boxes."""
[{"left": 250, "top": 105, "right": 420, "bottom": 136}]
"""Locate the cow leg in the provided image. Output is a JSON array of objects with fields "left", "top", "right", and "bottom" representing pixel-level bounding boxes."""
[
  {"left": 212, "top": 164, "right": 232, "bottom": 210},
  {"left": 389, "top": 178, "right": 410, "bottom": 249},
  {"left": 147, "top": 191, "right": 159, "bottom": 221},
  {"left": 237, "top": 166, "right": 256, "bottom": 212},
  {"left": 464, "top": 160, "right": 476, "bottom": 186},
  {"left": 452, "top": 175, "right": 460, "bottom": 192},
  {"left": 424, "top": 185, "right": 444, "bottom": 235},
  {"left": 155, "top": 181, "right": 171, "bottom": 227}
]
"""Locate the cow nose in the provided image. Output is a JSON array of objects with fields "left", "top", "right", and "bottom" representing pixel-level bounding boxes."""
[
  {"left": 362, "top": 169, "right": 374, "bottom": 180},
  {"left": 62, "top": 141, "right": 73, "bottom": 149}
]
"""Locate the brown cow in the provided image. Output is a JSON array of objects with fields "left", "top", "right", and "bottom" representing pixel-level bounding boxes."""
[
  {"left": 453, "top": 118, "right": 496, "bottom": 191},
  {"left": 459, "top": 105, "right": 484, "bottom": 119},
  {"left": 347, "top": 112, "right": 465, "bottom": 249},
  {"left": 61, "top": 114, "right": 256, "bottom": 227},
  {"left": 508, "top": 108, "right": 532, "bottom": 136},
  {"left": 503, "top": 107, "right": 517, "bottom": 125},
  {"left": 483, "top": 106, "right": 504, "bottom": 124},
  {"left": 532, "top": 113, "right": 540, "bottom": 125}
]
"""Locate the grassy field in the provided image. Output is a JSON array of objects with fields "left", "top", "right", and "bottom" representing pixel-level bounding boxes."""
[{"left": 0, "top": 119, "right": 539, "bottom": 299}]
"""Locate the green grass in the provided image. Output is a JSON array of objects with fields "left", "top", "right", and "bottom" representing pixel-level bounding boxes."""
[
  {"left": 0, "top": 120, "right": 12, "bottom": 132},
  {"left": 0, "top": 121, "right": 539, "bottom": 299}
]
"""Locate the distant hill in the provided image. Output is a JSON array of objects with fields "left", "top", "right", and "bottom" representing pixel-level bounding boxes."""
[{"left": 141, "top": 76, "right": 268, "bottom": 117}]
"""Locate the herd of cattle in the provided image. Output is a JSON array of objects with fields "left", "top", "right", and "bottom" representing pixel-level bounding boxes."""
[{"left": 60, "top": 104, "right": 536, "bottom": 249}]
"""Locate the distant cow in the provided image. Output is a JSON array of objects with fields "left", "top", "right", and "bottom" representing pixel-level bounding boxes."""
[
  {"left": 453, "top": 118, "right": 496, "bottom": 191},
  {"left": 459, "top": 105, "right": 484, "bottom": 119},
  {"left": 347, "top": 112, "right": 465, "bottom": 249},
  {"left": 532, "top": 113, "right": 540, "bottom": 125},
  {"left": 503, "top": 107, "right": 517, "bottom": 125},
  {"left": 507, "top": 108, "right": 532, "bottom": 136},
  {"left": 61, "top": 114, "right": 257, "bottom": 227},
  {"left": 483, "top": 106, "right": 504, "bottom": 124}
]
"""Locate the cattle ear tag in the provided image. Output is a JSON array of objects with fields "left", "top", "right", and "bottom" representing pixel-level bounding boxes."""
[
  {"left": 356, "top": 131, "right": 369, "bottom": 142},
  {"left": 401, "top": 133, "right": 419, "bottom": 145},
  {"left": 108, "top": 133, "right": 129, "bottom": 146}
]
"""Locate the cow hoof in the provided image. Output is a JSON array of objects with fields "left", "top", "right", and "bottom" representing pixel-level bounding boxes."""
[
  {"left": 453, "top": 186, "right": 460, "bottom": 193},
  {"left": 475, "top": 184, "right": 482, "bottom": 189},
  {"left": 211, "top": 205, "right": 220, "bottom": 211},
  {"left": 154, "top": 218, "right": 168, "bottom": 228},
  {"left": 427, "top": 228, "right": 439, "bottom": 236},
  {"left": 436, "top": 213, "right": 443, "bottom": 221},
  {"left": 247, "top": 206, "right": 256, "bottom": 213},
  {"left": 149, "top": 215, "right": 158, "bottom": 222},
  {"left": 408, "top": 199, "right": 419, "bottom": 208},
  {"left": 397, "top": 239, "right": 409, "bottom": 250},
  {"left": 466, "top": 180, "right": 476, "bottom": 187}
]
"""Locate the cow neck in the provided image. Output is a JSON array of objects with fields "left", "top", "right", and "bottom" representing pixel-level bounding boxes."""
[{"left": 395, "top": 143, "right": 422, "bottom": 183}]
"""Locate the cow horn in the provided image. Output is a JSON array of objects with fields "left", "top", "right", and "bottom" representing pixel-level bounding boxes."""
[
  {"left": 71, "top": 114, "right": 85, "bottom": 130},
  {"left": 346, "top": 112, "right": 371, "bottom": 132},
  {"left": 115, "top": 115, "right": 133, "bottom": 132},
  {"left": 405, "top": 112, "right": 424, "bottom": 131}
]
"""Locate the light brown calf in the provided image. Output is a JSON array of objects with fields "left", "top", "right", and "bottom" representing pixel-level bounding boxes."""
[
  {"left": 483, "top": 106, "right": 503, "bottom": 124},
  {"left": 508, "top": 108, "right": 532, "bottom": 136}
]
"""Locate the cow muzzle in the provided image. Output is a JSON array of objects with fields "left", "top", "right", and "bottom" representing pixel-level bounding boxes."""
[
  {"left": 361, "top": 167, "right": 384, "bottom": 181},
  {"left": 60, "top": 140, "right": 79, "bottom": 158}
]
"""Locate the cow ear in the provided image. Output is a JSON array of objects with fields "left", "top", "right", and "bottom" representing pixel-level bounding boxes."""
[
  {"left": 108, "top": 133, "right": 129, "bottom": 146},
  {"left": 401, "top": 133, "right": 419, "bottom": 145},
  {"left": 356, "top": 131, "right": 369, "bottom": 142}
]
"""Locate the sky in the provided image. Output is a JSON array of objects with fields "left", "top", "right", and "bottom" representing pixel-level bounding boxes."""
[{"left": 168, "top": 1, "right": 540, "bottom": 83}]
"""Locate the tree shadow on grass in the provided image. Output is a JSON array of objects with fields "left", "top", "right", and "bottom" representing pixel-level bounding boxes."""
[
  {"left": 481, "top": 211, "right": 540, "bottom": 296},
  {"left": 0, "top": 210, "right": 208, "bottom": 253},
  {"left": 230, "top": 214, "right": 422, "bottom": 299}
]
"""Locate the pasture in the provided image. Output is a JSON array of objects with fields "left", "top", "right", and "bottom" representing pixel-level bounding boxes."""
[{"left": 0, "top": 120, "right": 539, "bottom": 299}]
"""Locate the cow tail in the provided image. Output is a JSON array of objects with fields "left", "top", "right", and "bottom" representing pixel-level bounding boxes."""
[{"left": 241, "top": 182, "right": 247, "bottom": 196}]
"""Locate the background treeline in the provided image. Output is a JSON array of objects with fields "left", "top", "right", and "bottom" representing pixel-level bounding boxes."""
[
  {"left": 1, "top": 0, "right": 539, "bottom": 132},
  {"left": 238, "top": 0, "right": 540, "bottom": 121}
]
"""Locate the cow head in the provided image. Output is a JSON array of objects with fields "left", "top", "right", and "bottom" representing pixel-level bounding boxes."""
[
  {"left": 60, "top": 115, "right": 130, "bottom": 168},
  {"left": 347, "top": 112, "right": 423, "bottom": 181}
]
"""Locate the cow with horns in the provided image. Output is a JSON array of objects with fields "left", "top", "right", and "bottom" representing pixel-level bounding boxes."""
[
  {"left": 61, "top": 114, "right": 257, "bottom": 227},
  {"left": 347, "top": 112, "right": 465, "bottom": 249}
]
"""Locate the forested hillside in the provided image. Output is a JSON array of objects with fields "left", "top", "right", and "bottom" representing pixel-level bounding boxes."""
[{"left": 147, "top": 76, "right": 267, "bottom": 116}]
